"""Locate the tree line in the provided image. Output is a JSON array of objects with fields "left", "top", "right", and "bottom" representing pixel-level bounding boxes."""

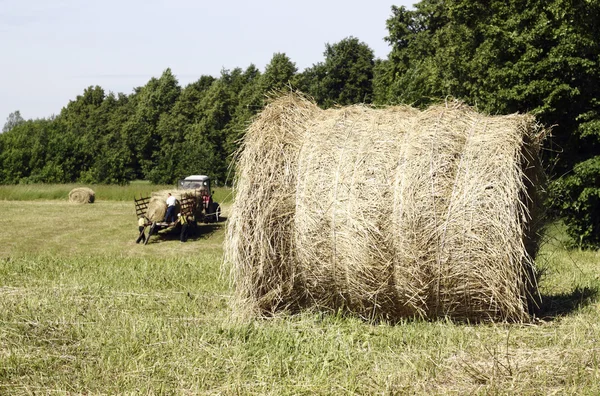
[
  {"left": 1, "top": 0, "right": 599, "bottom": 246},
  {"left": 0, "top": 39, "right": 375, "bottom": 187}
]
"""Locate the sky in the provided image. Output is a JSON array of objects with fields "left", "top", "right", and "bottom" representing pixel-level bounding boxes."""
[{"left": 0, "top": 0, "right": 415, "bottom": 122}]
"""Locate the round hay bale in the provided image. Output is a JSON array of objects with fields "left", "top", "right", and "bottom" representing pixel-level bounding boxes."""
[
  {"left": 68, "top": 187, "right": 95, "bottom": 204},
  {"left": 226, "top": 93, "right": 546, "bottom": 322},
  {"left": 294, "top": 105, "right": 419, "bottom": 319},
  {"left": 146, "top": 197, "right": 168, "bottom": 222},
  {"left": 147, "top": 190, "right": 190, "bottom": 222}
]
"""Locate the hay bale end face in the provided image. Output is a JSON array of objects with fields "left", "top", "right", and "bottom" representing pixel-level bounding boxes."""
[
  {"left": 68, "top": 187, "right": 95, "bottom": 204},
  {"left": 226, "top": 93, "right": 546, "bottom": 323}
]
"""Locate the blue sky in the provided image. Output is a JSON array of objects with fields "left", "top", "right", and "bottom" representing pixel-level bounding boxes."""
[{"left": 1, "top": 0, "right": 414, "bottom": 121}]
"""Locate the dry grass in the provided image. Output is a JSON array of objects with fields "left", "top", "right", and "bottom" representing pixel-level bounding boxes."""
[
  {"left": 227, "top": 93, "right": 546, "bottom": 322},
  {"left": 147, "top": 189, "right": 208, "bottom": 222},
  {"left": 1, "top": 193, "right": 600, "bottom": 394},
  {"left": 146, "top": 196, "right": 168, "bottom": 221},
  {"left": 68, "top": 187, "right": 95, "bottom": 204}
]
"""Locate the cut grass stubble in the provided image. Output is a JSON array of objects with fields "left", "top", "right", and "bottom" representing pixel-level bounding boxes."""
[{"left": 0, "top": 190, "right": 599, "bottom": 393}]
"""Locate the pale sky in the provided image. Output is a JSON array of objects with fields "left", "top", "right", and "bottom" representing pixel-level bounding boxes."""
[{"left": 0, "top": 0, "right": 414, "bottom": 121}]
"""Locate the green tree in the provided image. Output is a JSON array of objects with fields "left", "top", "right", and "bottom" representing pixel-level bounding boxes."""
[
  {"left": 378, "top": 0, "right": 600, "bottom": 246},
  {"left": 172, "top": 75, "right": 216, "bottom": 123},
  {"left": 146, "top": 113, "right": 189, "bottom": 184},
  {"left": 193, "top": 78, "right": 235, "bottom": 184},
  {"left": 132, "top": 68, "right": 182, "bottom": 179},
  {"left": 225, "top": 64, "right": 264, "bottom": 160},
  {"left": 259, "top": 53, "right": 297, "bottom": 93},
  {"left": 304, "top": 37, "right": 375, "bottom": 108},
  {"left": 2, "top": 110, "right": 25, "bottom": 133}
]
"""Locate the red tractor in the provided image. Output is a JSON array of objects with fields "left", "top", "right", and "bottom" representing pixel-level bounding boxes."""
[{"left": 178, "top": 175, "right": 221, "bottom": 223}]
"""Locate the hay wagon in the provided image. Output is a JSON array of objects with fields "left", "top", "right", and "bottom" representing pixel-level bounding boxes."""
[
  {"left": 134, "top": 176, "right": 221, "bottom": 245},
  {"left": 135, "top": 192, "right": 199, "bottom": 245}
]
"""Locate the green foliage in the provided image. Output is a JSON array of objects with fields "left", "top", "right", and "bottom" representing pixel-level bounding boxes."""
[
  {"left": 259, "top": 53, "right": 297, "bottom": 93},
  {"left": 2, "top": 110, "right": 25, "bottom": 133},
  {"left": 0, "top": 41, "right": 379, "bottom": 188},
  {"left": 297, "top": 37, "right": 375, "bottom": 108},
  {"left": 549, "top": 157, "right": 600, "bottom": 248},
  {"left": 133, "top": 69, "right": 183, "bottom": 178},
  {"left": 375, "top": 0, "right": 600, "bottom": 247}
]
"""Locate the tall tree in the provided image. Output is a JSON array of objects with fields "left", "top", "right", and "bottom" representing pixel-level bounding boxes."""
[
  {"left": 132, "top": 68, "right": 182, "bottom": 178},
  {"left": 225, "top": 64, "right": 263, "bottom": 160},
  {"left": 259, "top": 53, "right": 297, "bottom": 93},
  {"left": 307, "top": 37, "right": 375, "bottom": 108},
  {"left": 2, "top": 110, "right": 25, "bottom": 133},
  {"left": 377, "top": 0, "right": 600, "bottom": 246}
]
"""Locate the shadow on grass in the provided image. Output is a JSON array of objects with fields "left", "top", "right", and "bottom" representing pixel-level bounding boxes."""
[
  {"left": 535, "top": 286, "right": 599, "bottom": 320},
  {"left": 145, "top": 221, "right": 225, "bottom": 244}
]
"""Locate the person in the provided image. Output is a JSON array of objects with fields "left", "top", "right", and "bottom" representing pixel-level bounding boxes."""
[
  {"left": 178, "top": 212, "right": 189, "bottom": 242},
  {"left": 164, "top": 193, "right": 177, "bottom": 223},
  {"left": 136, "top": 216, "right": 147, "bottom": 244}
]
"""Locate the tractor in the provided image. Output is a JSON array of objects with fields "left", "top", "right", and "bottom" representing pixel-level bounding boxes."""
[{"left": 177, "top": 175, "right": 221, "bottom": 223}]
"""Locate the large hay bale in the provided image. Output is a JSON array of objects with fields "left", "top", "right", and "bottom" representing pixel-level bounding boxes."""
[
  {"left": 226, "top": 93, "right": 545, "bottom": 322},
  {"left": 68, "top": 187, "right": 95, "bottom": 204},
  {"left": 146, "top": 190, "right": 187, "bottom": 222},
  {"left": 146, "top": 197, "right": 168, "bottom": 222}
]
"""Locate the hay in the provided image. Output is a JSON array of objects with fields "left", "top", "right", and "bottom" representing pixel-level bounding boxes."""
[
  {"left": 226, "top": 93, "right": 546, "bottom": 322},
  {"left": 146, "top": 190, "right": 189, "bottom": 222},
  {"left": 225, "top": 93, "right": 320, "bottom": 315},
  {"left": 68, "top": 187, "right": 95, "bottom": 204},
  {"left": 146, "top": 197, "right": 168, "bottom": 222}
]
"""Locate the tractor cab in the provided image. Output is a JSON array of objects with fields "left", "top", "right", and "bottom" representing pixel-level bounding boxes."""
[{"left": 178, "top": 175, "right": 211, "bottom": 193}]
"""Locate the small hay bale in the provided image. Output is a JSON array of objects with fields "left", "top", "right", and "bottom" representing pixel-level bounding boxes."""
[
  {"left": 226, "top": 93, "right": 546, "bottom": 323},
  {"left": 68, "top": 187, "right": 95, "bottom": 204}
]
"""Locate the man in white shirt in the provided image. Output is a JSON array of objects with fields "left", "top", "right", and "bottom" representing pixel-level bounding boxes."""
[{"left": 164, "top": 193, "right": 177, "bottom": 223}]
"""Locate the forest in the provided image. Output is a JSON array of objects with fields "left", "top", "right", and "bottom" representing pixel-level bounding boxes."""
[{"left": 1, "top": 0, "right": 599, "bottom": 246}]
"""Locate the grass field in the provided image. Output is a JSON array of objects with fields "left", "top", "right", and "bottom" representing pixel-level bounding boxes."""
[
  {"left": 1, "top": 189, "right": 600, "bottom": 394},
  {"left": 0, "top": 182, "right": 233, "bottom": 203}
]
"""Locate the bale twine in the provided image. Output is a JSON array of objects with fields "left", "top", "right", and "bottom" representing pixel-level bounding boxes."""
[
  {"left": 226, "top": 93, "right": 545, "bottom": 322},
  {"left": 68, "top": 187, "right": 95, "bottom": 204}
]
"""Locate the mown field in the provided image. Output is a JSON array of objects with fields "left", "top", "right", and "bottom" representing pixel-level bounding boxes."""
[{"left": 1, "top": 185, "right": 600, "bottom": 394}]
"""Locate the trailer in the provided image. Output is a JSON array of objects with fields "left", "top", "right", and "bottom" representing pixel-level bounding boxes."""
[
  {"left": 135, "top": 191, "right": 198, "bottom": 245},
  {"left": 134, "top": 175, "right": 221, "bottom": 244}
]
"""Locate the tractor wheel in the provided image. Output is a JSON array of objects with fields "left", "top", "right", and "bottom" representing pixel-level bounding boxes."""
[
  {"left": 207, "top": 202, "right": 220, "bottom": 223},
  {"left": 215, "top": 203, "right": 221, "bottom": 222}
]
